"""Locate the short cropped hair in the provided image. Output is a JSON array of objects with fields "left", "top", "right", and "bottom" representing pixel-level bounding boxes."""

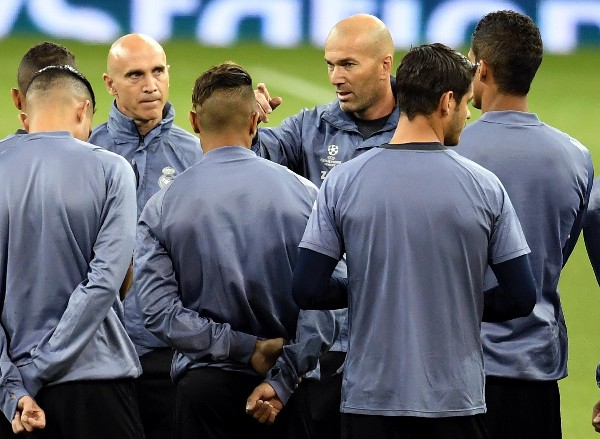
[
  {"left": 192, "top": 62, "right": 255, "bottom": 132},
  {"left": 192, "top": 61, "right": 253, "bottom": 109},
  {"left": 395, "top": 43, "right": 476, "bottom": 120},
  {"left": 17, "top": 42, "right": 77, "bottom": 93},
  {"left": 28, "top": 65, "right": 96, "bottom": 111},
  {"left": 471, "top": 10, "right": 543, "bottom": 95}
]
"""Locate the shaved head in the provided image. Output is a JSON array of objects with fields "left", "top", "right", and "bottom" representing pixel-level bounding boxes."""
[
  {"left": 326, "top": 14, "right": 394, "bottom": 59},
  {"left": 25, "top": 66, "right": 95, "bottom": 140},
  {"left": 324, "top": 14, "right": 395, "bottom": 120},
  {"left": 189, "top": 62, "right": 259, "bottom": 151},
  {"left": 107, "top": 33, "right": 166, "bottom": 75},
  {"left": 103, "top": 33, "right": 170, "bottom": 135}
]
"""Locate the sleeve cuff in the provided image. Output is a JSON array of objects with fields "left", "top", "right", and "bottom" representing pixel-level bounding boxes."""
[
  {"left": 265, "top": 363, "right": 297, "bottom": 405},
  {"left": 2, "top": 387, "right": 29, "bottom": 423},
  {"left": 228, "top": 331, "right": 258, "bottom": 364}
]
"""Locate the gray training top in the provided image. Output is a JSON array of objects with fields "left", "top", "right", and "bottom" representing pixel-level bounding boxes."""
[
  {"left": 455, "top": 111, "right": 593, "bottom": 381},
  {"left": 300, "top": 143, "right": 530, "bottom": 417},
  {"left": 0, "top": 132, "right": 141, "bottom": 422},
  {"left": 135, "top": 146, "right": 318, "bottom": 380}
]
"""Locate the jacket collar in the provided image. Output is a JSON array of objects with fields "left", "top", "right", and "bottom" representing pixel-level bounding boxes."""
[{"left": 106, "top": 101, "right": 176, "bottom": 152}]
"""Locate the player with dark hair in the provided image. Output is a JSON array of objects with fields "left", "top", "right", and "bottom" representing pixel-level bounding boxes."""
[
  {"left": 288, "top": 42, "right": 536, "bottom": 439},
  {"left": 88, "top": 33, "right": 202, "bottom": 439},
  {"left": 3, "top": 41, "right": 77, "bottom": 141},
  {"left": 11, "top": 42, "right": 77, "bottom": 120},
  {"left": 135, "top": 61, "right": 319, "bottom": 439},
  {"left": 454, "top": 10, "right": 593, "bottom": 439},
  {"left": 0, "top": 66, "right": 143, "bottom": 438}
]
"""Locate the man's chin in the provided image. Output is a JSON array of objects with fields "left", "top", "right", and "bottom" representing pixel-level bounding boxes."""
[{"left": 338, "top": 101, "right": 355, "bottom": 113}]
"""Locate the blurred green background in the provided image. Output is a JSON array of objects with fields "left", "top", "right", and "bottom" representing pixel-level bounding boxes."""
[{"left": 1, "top": 37, "right": 599, "bottom": 437}]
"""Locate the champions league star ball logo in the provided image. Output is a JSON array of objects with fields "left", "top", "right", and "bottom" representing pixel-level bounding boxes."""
[
  {"left": 158, "top": 166, "right": 176, "bottom": 188},
  {"left": 328, "top": 144, "right": 339, "bottom": 156}
]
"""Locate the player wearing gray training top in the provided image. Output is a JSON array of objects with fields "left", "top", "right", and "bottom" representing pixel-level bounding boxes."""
[
  {"left": 290, "top": 44, "right": 536, "bottom": 439},
  {"left": 454, "top": 11, "right": 593, "bottom": 439},
  {"left": 0, "top": 66, "right": 143, "bottom": 439},
  {"left": 88, "top": 33, "right": 202, "bottom": 439},
  {"left": 584, "top": 177, "right": 600, "bottom": 285},
  {"left": 585, "top": 178, "right": 600, "bottom": 434},
  {"left": 0, "top": 41, "right": 78, "bottom": 153},
  {"left": 135, "top": 62, "right": 320, "bottom": 439}
]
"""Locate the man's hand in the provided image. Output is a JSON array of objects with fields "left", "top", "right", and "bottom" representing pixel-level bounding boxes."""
[
  {"left": 246, "top": 382, "right": 283, "bottom": 425},
  {"left": 119, "top": 261, "right": 134, "bottom": 301},
  {"left": 12, "top": 396, "right": 45, "bottom": 434},
  {"left": 593, "top": 400, "right": 600, "bottom": 432},
  {"left": 250, "top": 337, "right": 285, "bottom": 376},
  {"left": 255, "top": 83, "right": 282, "bottom": 124}
]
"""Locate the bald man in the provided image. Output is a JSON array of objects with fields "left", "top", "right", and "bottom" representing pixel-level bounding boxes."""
[
  {"left": 249, "top": 14, "right": 398, "bottom": 439},
  {"left": 0, "top": 66, "right": 143, "bottom": 439},
  {"left": 135, "top": 61, "right": 318, "bottom": 439},
  {"left": 88, "top": 33, "right": 202, "bottom": 439}
]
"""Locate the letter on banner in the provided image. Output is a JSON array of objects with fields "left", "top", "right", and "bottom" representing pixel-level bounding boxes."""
[
  {"left": 197, "top": 0, "right": 301, "bottom": 47},
  {"left": 426, "top": 1, "right": 524, "bottom": 47},
  {"left": 310, "top": 0, "right": 376, "bottom": 46},
  {"left": 540, "top": 1, "right": 600, "bottom": 53},
  {"left": 27, "top": 0, "right": 120, "bottom": 42},
  {"left": 131, "top": 0, "right": 199, "bottom": 40}
]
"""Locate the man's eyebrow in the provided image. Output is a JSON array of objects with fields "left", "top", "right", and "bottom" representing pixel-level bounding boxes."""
[
  {"left": 124, "top": 69, "right": 144, "bottom": 78},
  {"left": 327, "top": 57, "right": 357, "bottom": 64}
]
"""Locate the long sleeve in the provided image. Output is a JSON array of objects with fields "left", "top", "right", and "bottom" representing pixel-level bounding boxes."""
[
  {"left": 0, "top": 324, "right": 28, "bottom": 422},
  {"left": 23, "top": 159, "right": 137, "bottom": 392},
  {"left": 253, "top": 111, "right": 306, "bottom": 173},
  {"left": 292, "top": 248, "right": 346, "bottom": 310},
  {"left": 135, "top": 190, "right": 257, "bottom": 364},
  {"left": 265, "top": 309, "right": 344, "bottom": 404},
  {"left": 483, "top": 254, "right": 537, "bottom": 322},
  {"left": 563, "top": 157, "right": 593, "bottom": 265},
  {"left": 584, "top": 177, "right": 600, "bottom": 285}
]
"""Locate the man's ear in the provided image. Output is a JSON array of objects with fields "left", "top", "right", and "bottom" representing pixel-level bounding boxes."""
[
  {"left": 11, "top": 88, "right": 23, "bottom": 111},
  {"left": 381, "top": 54, "right": 393, "bottom": 77},
  {"left": 189, "top": 110, "right": 200, "bottom": 134},
  {"left": 19, "top": 112, "right": 28, "bottom": 132},
  {"left": 439, "top": 91, "right": 454, "bottom": 117},
  {"left": 478, "top": 60, "right": 489, "bottom": 82},
  {"left": 249, "top": 111, "right": 260, "bottom": 137},
  {"left": 103, "top": 73, "right": 117, "bottom": 96},
  {"left": 76, "top": 100, "right": 92, "bottom": 124}
]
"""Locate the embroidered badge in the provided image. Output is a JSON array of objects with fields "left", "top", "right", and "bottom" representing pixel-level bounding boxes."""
[{"left": 158, "top": 166, "right": 176, "bottom": 188}]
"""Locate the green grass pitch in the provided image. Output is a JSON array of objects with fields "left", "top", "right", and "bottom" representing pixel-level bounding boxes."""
[{"left": 1, "top": 36, "right": 600, "bottom": 437}]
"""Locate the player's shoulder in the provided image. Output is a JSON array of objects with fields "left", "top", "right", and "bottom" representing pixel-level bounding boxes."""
[
  {"left": 82, "top": 138, "right": 132, "bottom": 171},
  {"left": 0, "top": 133, "right": 23, "bottom": 155},
  {"left": 283, "top": 167, "right": 319, "bottom": 197},
  {"left": 446, "top": 149, "right": 503, "bottom": 187},
  {"left": 542, "top": 122, "right": 590, "bottom": 156},
  {"left": 320, "top": 147, "right": 384, "bottom": 192}
]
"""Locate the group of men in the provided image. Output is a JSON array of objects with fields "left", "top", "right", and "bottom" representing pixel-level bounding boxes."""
[{"left": 0, "top": 8, "right": 595, "bottom": 439}]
